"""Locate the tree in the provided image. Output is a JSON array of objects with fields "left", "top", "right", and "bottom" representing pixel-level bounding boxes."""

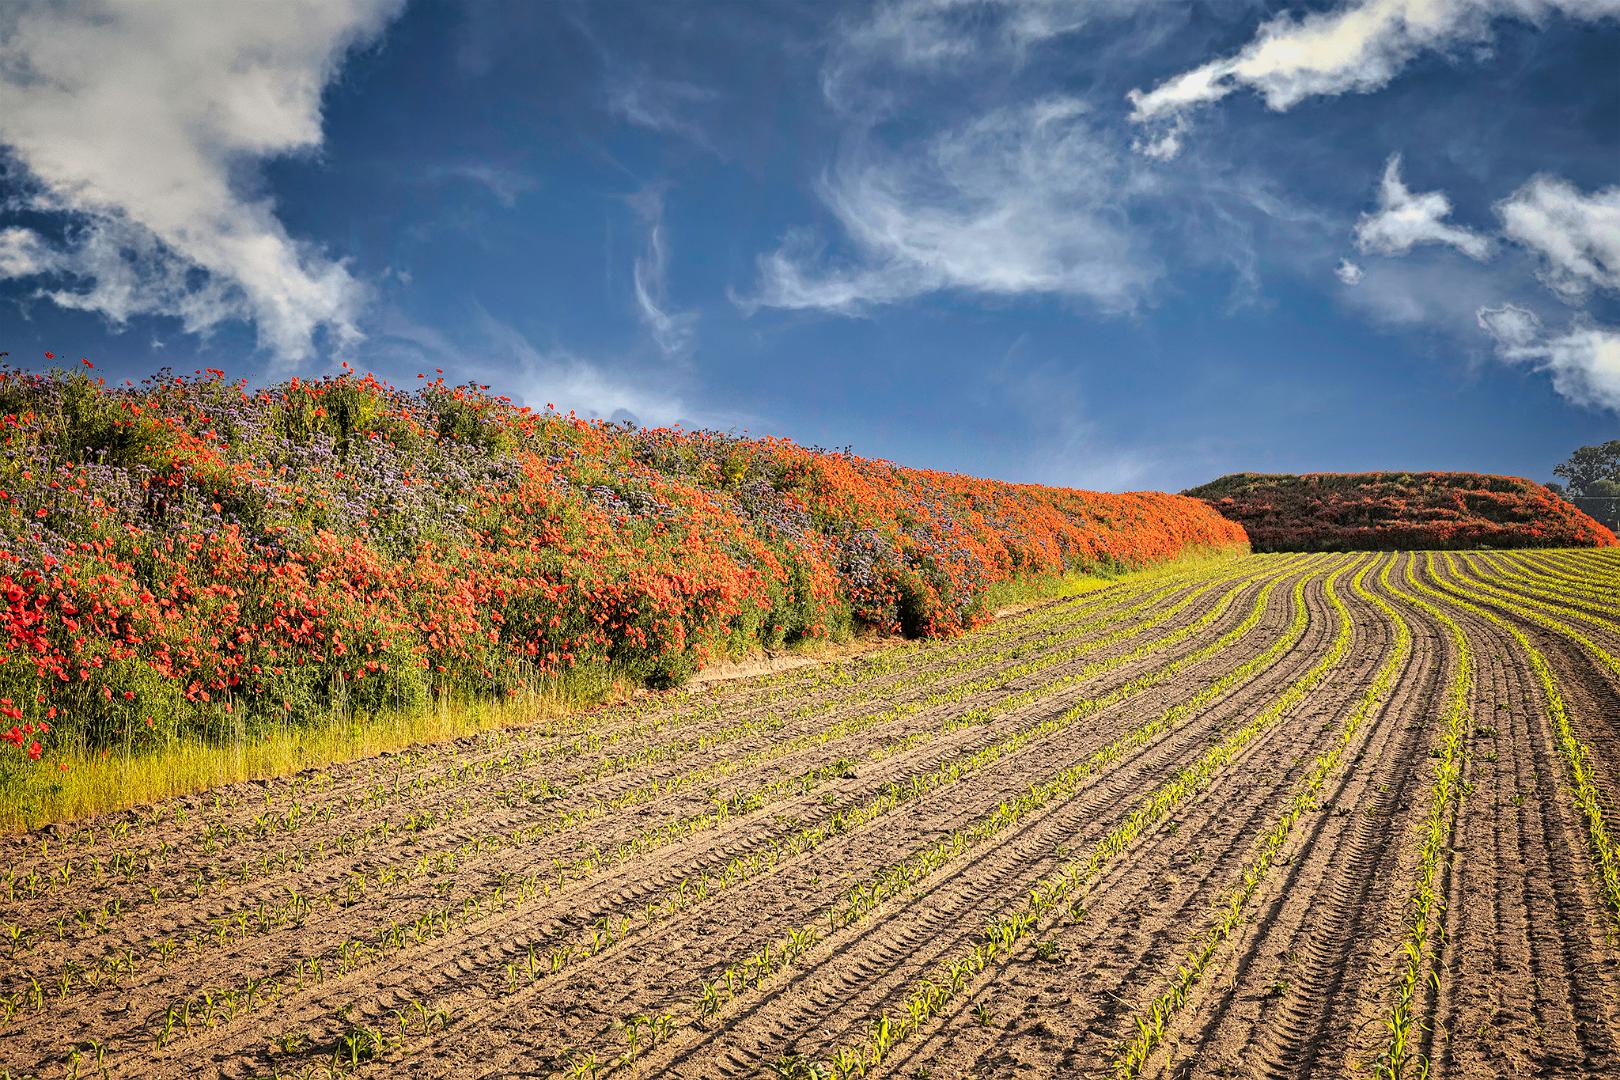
[{"left": 1553, "top": 440, "right": 1620, "bottom": 496}]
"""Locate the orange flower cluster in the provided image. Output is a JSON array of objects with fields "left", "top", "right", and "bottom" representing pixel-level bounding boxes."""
[
  {"left": 1185, "top": 471, "right": 1618, "bottom": 552},
  {"left": 0, "top": 361, "right": 1245, "bottom": 767}
]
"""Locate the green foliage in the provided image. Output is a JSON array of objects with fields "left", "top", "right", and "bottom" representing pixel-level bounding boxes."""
[{"left": 1553, "top": 439, "right": 1620, "bottom": 496}]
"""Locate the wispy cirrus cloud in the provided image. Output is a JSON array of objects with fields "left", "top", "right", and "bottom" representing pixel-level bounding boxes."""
[
  {"left": 835, "top": 0, "right": 1137, "bottom": 67},
  {"left": 628, "top": 188, "right": 698, "bottom": 359},
  {"left": 748, "top": 0, "right": 1330, "bottom": 319},
  {"left": 423, "top": 163, "right": 537, "bottom": 208},
  {"left": 743, "top": 97, "right": 1159, "bottom": 315},
  {"left": 1128, "top": 0, "right": 1620, "bottom": 158},
  {"left": 606, "top": 70, "right": 718, "bottom": 150},
  {"left": 823, "top": 0, "right": 1175, "bottom": 116},
  {"left": 0, "top": 0, "right": 404, "bottom": 365}
]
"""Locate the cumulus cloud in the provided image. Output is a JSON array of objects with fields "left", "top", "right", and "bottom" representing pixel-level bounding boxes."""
[
  {"left": 1354, "top": 155, "right": 1492, "bottom": 260},
  {"left": 628, "top": 189, "right": 698, "bottom": 359},
  {"left": 0, "top": 0, "right": 402, "bottom": 363},
  {"left": 1496, "top": 175, "right": 1620, "bottom": 299},
  {"left": 1478, "top": 303, "right": 1620, "bottom": 409},
  {"left": 1335, "top": 258, "right": 1365, "bottom": 284},
  {"left": 744, "top": 97, "right": 1158, "bottom": 314},
  {"left": 1128, "top": 0, "right": 1620, "bottom": 157},
  {"left": 1518, "top": 325, "right": 1620, "bottom": 409}
]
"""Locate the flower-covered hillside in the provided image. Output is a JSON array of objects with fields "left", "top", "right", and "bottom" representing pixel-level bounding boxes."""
[
  {"left": 0, "top": 362, "right": 1246, "bottom": 768},
  {"left": 1185, "top": 471, "right": 1617, "bottom": 552}
]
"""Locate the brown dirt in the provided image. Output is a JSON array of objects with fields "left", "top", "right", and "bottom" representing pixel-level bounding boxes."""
[{"left": 1, "top": 551, "right": 1615, "bottom": 1080}]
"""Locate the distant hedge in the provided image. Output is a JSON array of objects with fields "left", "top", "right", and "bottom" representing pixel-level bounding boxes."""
[{"left": 1184, "top": 471, "right": 1618, "bottom": 553}]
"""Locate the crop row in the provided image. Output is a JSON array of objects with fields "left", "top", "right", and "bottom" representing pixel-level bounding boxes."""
[
  {"left": 1413, "top": 556, "right": 1619, "bottom": 927},
  {"left": 1505, "top": 551, "right": 1620, "bottom": 602},
  {"left": 805, "top": 559, "right": 1360, "bottom": 1078},
  {"left": 1468, "top": 552, "right": 1620, "bottom": 620},
  {"left": 1440, "top": 554, "right": 1619, "bottom": 641},
  {"left": 1369, "top": 555, "right": 1476, "bottom": 1080},
  {"left": 1110, "top": 553, "right": 1412, "bottom": 1075},
  {"left": 1439, "top": 555, "right": 1620, "bottom": 682}
]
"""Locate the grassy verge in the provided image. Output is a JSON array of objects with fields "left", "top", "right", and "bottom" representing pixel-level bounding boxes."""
[
  {"left": 0, "top": 546, "right": 1250, "bottom": 834},
  {"left": 0, "top": 671, "right": 633, "bottom": 834}
]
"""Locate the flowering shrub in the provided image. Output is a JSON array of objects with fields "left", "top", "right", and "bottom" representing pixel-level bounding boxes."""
[
  {"left": 0, "top": 360, "right": 1245, "bottom": 773},
  {"left": 1186, "top": 472, "right": 1618, "bottom": 553}
]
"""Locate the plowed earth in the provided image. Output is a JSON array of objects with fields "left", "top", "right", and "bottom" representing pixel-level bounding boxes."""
[{"left": 2, "top": 551, "right": 1616, "bottom": 1080}]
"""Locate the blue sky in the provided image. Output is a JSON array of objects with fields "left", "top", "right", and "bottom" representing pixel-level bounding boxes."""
[{"left": 1, "top": 0, "right": 1616, "bottom": 492}]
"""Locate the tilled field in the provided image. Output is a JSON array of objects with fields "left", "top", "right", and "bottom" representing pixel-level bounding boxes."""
[{"left": 1, "top": 550, "right": 1617, "bottom": 1080}]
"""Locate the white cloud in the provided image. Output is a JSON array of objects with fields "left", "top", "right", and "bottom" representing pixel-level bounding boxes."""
[
  {"left": 1131, "top": 115, "right": 1190, "bottom": 163},
  {"left": 628, "top": 190, "right": 698, "bottom": 359},
  {"left": 1335, "top": 258, "right": 1365, "bottom": 284},
  {"left": 744, "top": 97, "right": 1158, "bottom": 314},
  {"left": 839, "top": 0, "right": 1124, "bottom": 67},
  {"left": 1525, "top": 325, "right": 1620, "bottom": 409},
  {"left": 0, "top": 0, "right": 402, "bottom": 363},
  {"left": 1496, "top": 175, "right": 1620, "bottom": 299},
  {"left": 1476, "top": 300, "right": 1542, "bottom": 347},
  {"left": 1354, "top": 155, "right": 1492, "bottom": 260},
  {"left": 1128, "top": 0, "right": 1620, "bottom": 157},
  {"left": 0, "top": 226, "right": 62, "bottom": 278},
  {"left": 1478, "top": 304, "right": 1620, "bottom": 409},
  {"left": 823, "top": 0, "right": 1174, "bottom": 117},
  {"left": 33, "top": 219, "right": 241, "bottom": 335},
  {"left": 606, "top": 72, "right": 718, "bottom": 149}
]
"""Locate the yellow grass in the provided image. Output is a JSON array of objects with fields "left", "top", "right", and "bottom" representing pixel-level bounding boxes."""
[{"left": 0, "top": 674, "right": 626, "bottom": 834}]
